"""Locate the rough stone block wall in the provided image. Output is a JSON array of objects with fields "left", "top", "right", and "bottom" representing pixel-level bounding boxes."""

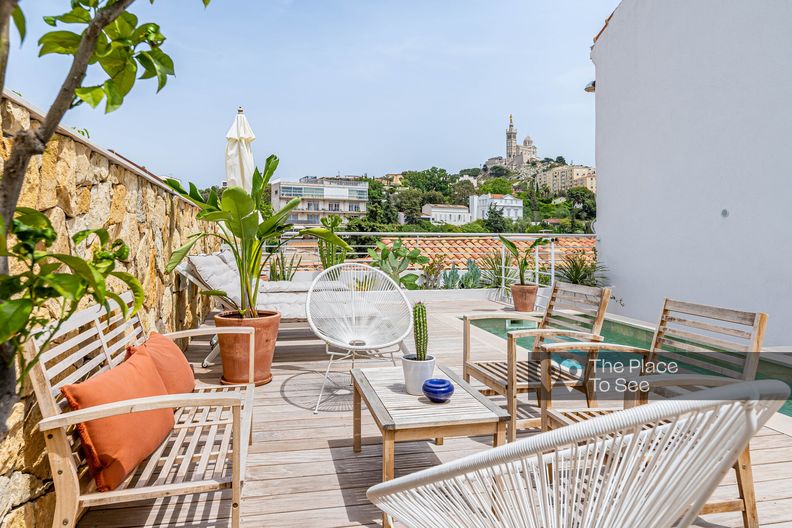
[{"left": 0, "top": 94, "right": 218, "bottom": 527}]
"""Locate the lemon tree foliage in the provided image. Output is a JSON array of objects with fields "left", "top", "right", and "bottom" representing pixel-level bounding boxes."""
[
  {"left": 40, "top": 0, "right": 208, "bottom": 113},
  {"left": 0, "top": 0, "right": 210, "bottom": 437},
  {"left": 0, "top": 209, "right": 143, "bottom": 383}
]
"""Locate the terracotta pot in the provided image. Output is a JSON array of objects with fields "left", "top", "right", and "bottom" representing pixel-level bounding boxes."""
[
  {"left": 214, "top": 310, "right": 281, "bottom": 386},
  {"left": 511, "top": 284, "right": 538, "bottom": 312}
]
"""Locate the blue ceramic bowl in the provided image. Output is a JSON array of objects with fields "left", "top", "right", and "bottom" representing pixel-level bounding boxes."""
[{"left": 422, "top": 378, "right": 454, "bottom": 403}]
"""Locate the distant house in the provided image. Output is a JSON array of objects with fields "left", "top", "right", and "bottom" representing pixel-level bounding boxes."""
[
  {"left": 421, "top": 204, "right": 471, "bottom": 226},
  {"left": 469, "top": 193, "right": 523, "bottom": 221}
]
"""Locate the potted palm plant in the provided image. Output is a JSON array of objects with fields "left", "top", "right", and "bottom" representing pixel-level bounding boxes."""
[
  {"left": 499, "top": 235, "right": 551, "bottom": 312},
  {"left": 165, "top": 155, "right": 351, "bottom": 386}
]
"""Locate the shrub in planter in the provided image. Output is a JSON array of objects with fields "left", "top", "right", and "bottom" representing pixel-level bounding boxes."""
[{"left": 499, "top": 235, "right": 552, "bottom": 312}]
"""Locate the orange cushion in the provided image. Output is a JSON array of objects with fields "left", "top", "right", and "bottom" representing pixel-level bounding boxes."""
[
  {"left": 126, "top": 332, "right": 195, "bottom": 394},
  {"left": 61, "top": 349, "right": 174, "bottom": 492}
]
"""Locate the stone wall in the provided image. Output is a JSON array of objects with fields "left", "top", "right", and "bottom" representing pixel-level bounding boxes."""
[{"left": 0, "top": 93, "right": 218, "bottom": 527}]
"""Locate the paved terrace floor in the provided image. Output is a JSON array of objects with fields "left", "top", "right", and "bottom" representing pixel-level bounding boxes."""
[{"left": 81, "top": 300, "right": 792, "bottom": 528}]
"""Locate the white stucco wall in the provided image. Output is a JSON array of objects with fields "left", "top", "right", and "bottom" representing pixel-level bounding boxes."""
[{"left": 593, "top": 0, "right": 792, "bottom": 346}]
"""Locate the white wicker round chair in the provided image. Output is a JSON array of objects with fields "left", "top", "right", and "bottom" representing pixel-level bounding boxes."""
[
  {"left": 307, "top": 263, "right": 413, "bottom": 413},
  {"left": 368, "top": 380, "right": 789, "bottom": 528}
]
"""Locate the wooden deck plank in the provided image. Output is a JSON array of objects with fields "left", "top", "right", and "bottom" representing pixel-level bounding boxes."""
[{"left": 79, "top": 298, "right": 792, "bottom": 528}]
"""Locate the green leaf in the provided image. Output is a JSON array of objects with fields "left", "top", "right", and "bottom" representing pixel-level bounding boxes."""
[
  {"left": 0, "top": 299, "right": 33, "bottom": 343},
  {"left": 72, "top": 228, "right": 110, "bottom": 247},
  {"left": 164, "top": 177, "right": 187, "bottom": 195},
  {"left": 103, "top": 79, "right": 123, "bottom": 113},
  {"left": 188, "top": 182, "right": 205, "bottom": 205},
  {"left": 220, "top": 187, "right": 258, "bottom": 240},
  {"left": 131, "top": 22, "right": 164, "bottom": 45},
  {"left": 45, "top": 273, "right": 86, "bottom": 301},
  {"left": 12, "top": 5, "right": 25, "bottom": 42},
  {"left": 299, "top": 227, "right": 352, "bottom": 251},
  {"left": 201, "top": 289, "right": 228, "bottom": 297},
  {"left": 257, "top": 197, "right": 299, "bottom": 238},
  {"left": 38, "top": 30, "right": 82, "bottom": 56},
  {"left": 105, "top": 291, "right": 128, "bottom": 319},
  {"left": 110, "top": 271, "right": 144, "bottom": 316},
  {"left": 51, "top": 6, "right": 91, "bottom": 25},
  {"left": 207, "top": 187, "right": 219, "bottom": 209},
  {"left": 498, "top": 235, "right": 520, "bottom": 259},
  {"left": 260, "top": 154, "right": 279, "bottom": 188},
  {"left": 165, "top": 234, "right": 205, "bottom": 273},
  {"left": 104, "top": 11, "right": 138, "bottom": 40},
  {"left": 197, "top": 210, "right": 232, "bottom": 222},
  {"left": 401, "top": 273, "right": 420, "bottom": 290},
  {"left": 50, "top": 254, "right": 106, "bottom": 303},
  {"left": 74, "top": 85, "right": 105, "bottom": 108},
  {"left": 15, "top": 207, "right": 52, "bottom": 228}
]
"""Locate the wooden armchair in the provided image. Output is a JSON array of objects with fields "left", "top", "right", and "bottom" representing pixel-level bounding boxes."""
[
  {"left": 463, "top": 281, "right": 611, "bottom": 440},
  {"left": 540, "top": 298, "right": 768, "bottom": 528}
]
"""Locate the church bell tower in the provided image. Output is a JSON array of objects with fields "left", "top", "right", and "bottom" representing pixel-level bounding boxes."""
[{"left": 506, "top": 114, "right": 517, "bottom": 160}]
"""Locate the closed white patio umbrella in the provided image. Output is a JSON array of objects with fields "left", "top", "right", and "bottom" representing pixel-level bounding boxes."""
[{"left": 225, "top": 106, "right": 256, "bottom": 191}]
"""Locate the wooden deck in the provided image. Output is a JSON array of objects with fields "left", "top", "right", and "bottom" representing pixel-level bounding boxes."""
[{"left": 80, "top": 299, "right": 792, "bottom": 527}]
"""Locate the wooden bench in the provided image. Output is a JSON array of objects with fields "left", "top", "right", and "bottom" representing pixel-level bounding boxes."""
[{"left": 28, "top": 291, "right": 255, "bottom": 528}]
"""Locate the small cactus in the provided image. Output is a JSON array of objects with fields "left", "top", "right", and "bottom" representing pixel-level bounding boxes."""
[{"left": 413, "top": 302, "right": 428, "bottom": 361}]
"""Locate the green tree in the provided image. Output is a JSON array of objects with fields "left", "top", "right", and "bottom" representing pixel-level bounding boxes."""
[
  {"left": 487, "top": 165, "right": 513, "bottom": 179},
  {"left": 565, "top": 186, "right": 596, "bottom": 220},
  {"left": 451, "top": 179, "right": 476, "bottom": 205},
  {"left": 421, "top": 190, "right": 445, "bottom": 206},
  {"left": 402, "top": 166, "right": 455, "bottom": 197},
  {"left": 483, "top": 205, "right": 508, "bottom": 233},
  {"left": 479, "top": 177, "right": 513, "bottom": 195},
  {"left": 555, "top": 156, "right": 567, "bottom": 164},
  {"left": 458, "top": 167, "right": 481, "bottom": 178},
  {"left": 0, "top": 0, "right": 210, "bottom": 441},
  {"left": 365, "top": 178, "right": 397, "bottom": 223},
  {"left": 393, "top": 188, "right": 424, "bottom": 223}
]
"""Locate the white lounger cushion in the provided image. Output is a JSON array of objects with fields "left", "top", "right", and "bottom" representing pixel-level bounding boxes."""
[{"left": 188, "top": 253, "right": 309, "bottom": 320}]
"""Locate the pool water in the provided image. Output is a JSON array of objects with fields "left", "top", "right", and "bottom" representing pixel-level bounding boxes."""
[{"left": 471, "top": 317, "right": 792, "bottom": 416}]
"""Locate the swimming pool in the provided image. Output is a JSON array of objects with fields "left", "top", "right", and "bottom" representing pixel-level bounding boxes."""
[{"left": 471, "top": 317, "right": 792, "bottom": 416}]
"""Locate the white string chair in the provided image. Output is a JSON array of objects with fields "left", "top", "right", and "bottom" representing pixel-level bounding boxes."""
[
  {"left": 307, "top": 263, "right": 413, "bottom": 413},
  {"left": 367, "top": 380, "right": 789, "bottom": 528}
]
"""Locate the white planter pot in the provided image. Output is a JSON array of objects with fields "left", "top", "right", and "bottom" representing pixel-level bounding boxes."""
[{"left": 401, "top": 355, "right": 436, "bottom": 395}]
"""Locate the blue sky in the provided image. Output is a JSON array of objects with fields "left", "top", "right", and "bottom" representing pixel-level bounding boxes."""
[{"left": 7, "top": 0, "right": 619, "bottom": 188}]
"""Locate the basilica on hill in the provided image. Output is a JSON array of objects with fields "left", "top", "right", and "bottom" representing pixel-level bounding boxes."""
[{"left": 484, "top": 115, "right": 539, "bottom": 170}]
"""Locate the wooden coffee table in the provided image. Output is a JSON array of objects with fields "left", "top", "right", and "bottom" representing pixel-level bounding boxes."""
[{"left": 351, "top": 365, "right": 509, "bottom": 527}]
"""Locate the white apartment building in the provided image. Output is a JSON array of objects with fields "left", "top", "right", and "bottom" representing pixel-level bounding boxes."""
[
  {"left": 270, "top": 176, "right": 368, "bottom": 226},
  {"left": 469, "top": 194, "right": 523, "bottom": 221},
  {"left": 536, "top": 165, "right": 596, "bottom": 194},
  {"left": 421, "top": 204, "right": 471, "bottom": 226}
]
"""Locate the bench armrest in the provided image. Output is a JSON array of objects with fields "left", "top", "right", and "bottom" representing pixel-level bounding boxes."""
[
  {"left": 463, "top": 312, "right": 543, "bottom": 323},
  {"left": 539, "top": 341, "right": 652, "bottom": 355},
  {"left": 39, "top": 392, "right": 243, "bottom": 432},
  {"left": 507, "top": 329, "right": 604, "bottom": 342},
  {"left": 161, "top": 327, "right": 256, "bottom": 384}
]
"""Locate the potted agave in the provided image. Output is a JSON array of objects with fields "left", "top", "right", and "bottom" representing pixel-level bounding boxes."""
[
  {"left": 402, "top": 302, "right": 435, "bottom": 395},
  {"left": 165, "top": 155, "right": 351, "bottom": 385},
  {"left": 499, "top": 235, "right": 551, "bottom": 312}
]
